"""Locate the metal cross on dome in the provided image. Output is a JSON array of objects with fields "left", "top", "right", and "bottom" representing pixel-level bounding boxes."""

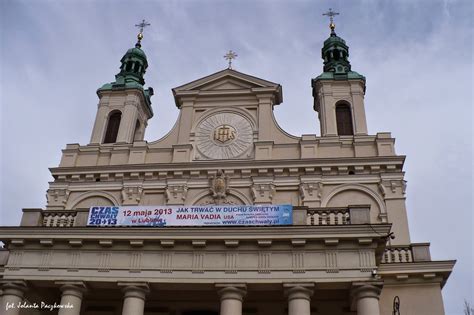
[
  {"left": 224, "top": 50, "right": 238, "bottom": 69},
  {"left": 323, "top": 8, "right": 340, "bottom": 32},
  {"left": 134, "top": 19, "right": 151, "bottom": 47},
  {"left": 135, "top": 19, "right": 151, "bottom": 34}
]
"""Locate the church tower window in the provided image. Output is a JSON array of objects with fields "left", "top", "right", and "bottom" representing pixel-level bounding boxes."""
[
  {"left": 126, "top": 60, "right": 132, "bottom": 71},
  {"left": 335, "top": 103, "right": 353, "bottom": 136},
  {"left": 103, "top": 111, "right": 122, "bottom": 143}
]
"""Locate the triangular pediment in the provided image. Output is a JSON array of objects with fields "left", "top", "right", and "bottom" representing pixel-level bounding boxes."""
[
  {"left": 173, "top": 68, "right": 280, "bottom": 92},
  {"left": 200, "top": 78, "right": 254, "bottom": 91},
  {"left": 172, "top": 69, "right": 283, "bottom": 107}
]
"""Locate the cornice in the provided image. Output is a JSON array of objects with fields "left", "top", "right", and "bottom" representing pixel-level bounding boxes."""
[
  {"left": 379, "top": 261, "right": 456, "bottom": 288},
  {"left": 0, "top": 224, "right": 391, "bottom": 242},
  {"left": 379, "top": 261, "right": 456, "bottom": 273},
  {"left": 50, "top": 156, "right": 405, "bottom": 175}
]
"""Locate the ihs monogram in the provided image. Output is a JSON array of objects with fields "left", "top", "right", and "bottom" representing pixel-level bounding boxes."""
[{"left": 213, "top": 125, "right": 236, "bottom": 144}]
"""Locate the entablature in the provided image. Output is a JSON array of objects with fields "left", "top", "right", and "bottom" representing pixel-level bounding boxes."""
[
  {"left": 0, "top": 225, "right": 390, "bottom": 282},
  {"left": 51, "top": 155, "right": 405, "bottom": 183},
  {"left": 0, "top": 224, "right": 391, "bottom": 250},
  {"left": 379, "top": 260, "right": 456, "bottom": 288}
]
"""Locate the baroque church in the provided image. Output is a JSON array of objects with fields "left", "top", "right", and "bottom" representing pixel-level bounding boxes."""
[{"left": 0, "top": 15, "right": 454, "bottom": 315}]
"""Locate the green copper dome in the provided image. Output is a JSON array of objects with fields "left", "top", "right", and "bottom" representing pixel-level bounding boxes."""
[
  {"left": 97, "top": 42, "right": 149, "bottom": 89},
  {"left": 322, "top": 32, "right": 351, "bottom": 74},
  {"left": 312, "top": 27, "right": 365, "bottom": 105},
  {"left": 125, "top": 47, "right": 147, "bottom": 59},
  {"left": 313, "top": 29, "right": 365, "bottom": 81},
  {"left": 115, "top": 43, "right": 149, "bottom": 86},
  {"left": 97, "top": 41, "right": 153, "bottom": 114}
]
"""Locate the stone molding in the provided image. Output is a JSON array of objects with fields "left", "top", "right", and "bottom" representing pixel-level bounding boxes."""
[
  {"left": 378, "top": 179, "right": 407, "bottom": 199},
  {"left": 46, "top": 188, "right": 70, "bottom": 206},
  {"left": 283, "top": 283, "right": 315, "bottom": 301},
  {"left": 68, "top": 190, "right": 120, "bottom": 209},
  {"left": 0, "top": 255, "right": 454, "bottom": 289},
  {"left": 2, "top": 224, "right": 392, "bottom": 241},
  {"left": 0, "top": 280, "right": 28, "bottom": 297},
  {"left": 122, "top": 186, "right": 144, "bottom": 205},
  {"left": 165, "top": 184, "right": 188, "bottom": 205},
  {"left": 118, "top": 282, "right": 150, "bottom": 300},
  {"left": 53, "top": 155, "right": 405, "bottom": 181},
  {"left": 0, "top": 225, "right": 394, "bottom": 283},
  {"left": 379, "top": 260, "right": 455, "bottom": 288},
  {"left": 351, "top": 282, "right": 383, "bottom": 301},
  {"left": 216, "top": 284, "right": 247, "bottom": 302},
  {"left": 56, "top": 281, "right": 87, "bottom": 298},
  {"left": 251, "top": 183, "right": 275, "bottom": 203},
  {"left": 299, "top": 182, "right": 323, "bottom": 200},
  {"left": 60, "top": 132, "right": 400, "bottom": 168}
]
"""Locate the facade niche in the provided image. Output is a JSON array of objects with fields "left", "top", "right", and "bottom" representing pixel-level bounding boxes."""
[
  {"left": 103, "top": 111, "right": 122, "bottom": 143},
  {"left": 335, "top": 102, "right": 353, "bottom": 136}
]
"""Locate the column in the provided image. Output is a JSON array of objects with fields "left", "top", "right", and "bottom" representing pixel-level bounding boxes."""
[
  {"left": 118, "top": 283, "right": 149, "bottom": 315},
  {"left": 351, "top": 282, "right": 382, "bottom": 315},
  {"left": 1, "top": 281, "right": 27, "bottom": 315},
  {"left": 216, "top": 284, "right": 246, "bottom": 315},
  {"left": 56, "top": 282, "right": 87, "bottom": 315},
  {"left": 283, "top": 283, "right": 314, "bottom": 315}
]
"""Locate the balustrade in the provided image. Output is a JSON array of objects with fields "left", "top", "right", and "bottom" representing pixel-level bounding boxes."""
[
  {"left": 306, "top": 208, "right": 350, "bottom": 226},
  {"left": 42, "top": 211, "right": 77, "bottom": 227},
  {"left": 382, "top": 246, "right": 413, "bottom": 263},
  {"left": 29, "top": 207, "right": 367, "bottom": 227}
]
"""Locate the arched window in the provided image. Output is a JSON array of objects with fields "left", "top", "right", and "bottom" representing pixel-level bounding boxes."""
[
  {"left": 103, "top": 111, "right": 121, "bottom": 143},
  {"left": 336, "top": 103, "right": 354, "bottom": 136},
  {"left": 133, "top": 62, "right": 140, "bottom": 73}
]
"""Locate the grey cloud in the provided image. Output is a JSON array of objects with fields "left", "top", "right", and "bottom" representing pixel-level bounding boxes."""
[{"left": 0, "top": 0, "right": 472, "bottom": 313}]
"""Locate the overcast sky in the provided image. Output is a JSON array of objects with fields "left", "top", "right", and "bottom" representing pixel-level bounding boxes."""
[{"left": 0, "top": 0, "right": 472, "bottom": 314}]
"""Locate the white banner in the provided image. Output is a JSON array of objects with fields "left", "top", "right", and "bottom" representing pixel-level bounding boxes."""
[{"left": 87, "top": 204, "right": 293, "bottom": 227}]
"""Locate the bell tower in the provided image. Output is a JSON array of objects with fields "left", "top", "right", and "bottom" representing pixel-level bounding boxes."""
[
  {"left": 312, "top": 10, "right": 368, "bottom": 137},
  {"left": 89, "top": 20, "right": 154, "bottom": 145}
]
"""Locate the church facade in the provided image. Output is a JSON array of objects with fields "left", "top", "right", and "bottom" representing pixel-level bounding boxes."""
[{"left": 0, "top": 21, "right": 454, "bottom": 315}]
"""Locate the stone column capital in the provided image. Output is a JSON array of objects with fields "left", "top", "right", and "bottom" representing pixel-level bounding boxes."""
[
  {"left": 283, "top": 283, "right": 314, "bottom": 301},
  {"left": 351, "top": 281, "right": 383, "bottom": 301},
  {"left": 56, "top": 282, "right": 86, "bottom": 315},
  {"left": 1, "top": 281, "right": 28, "bottom": 315},
  {"left": 118, "top": 282, "right": 150, "bottom": 301},
  {"left": 1, "top": 281, "right": 28, "bottom": 297},
  {"left": 216, "top": 284, "right": 247, "bottom": 302},
  {"left": 55, "top": 281, "right": 87, "bottom": 299}
]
